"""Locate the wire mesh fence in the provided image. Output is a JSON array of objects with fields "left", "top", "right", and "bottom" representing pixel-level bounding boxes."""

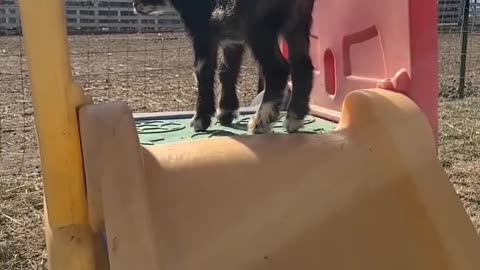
[
  {"left": 438, "top": 0, "right": 480, "bottom": 98},
  {"left": 0, "top": 0, "right": 480, "bottom": 269},
  {"left": 69, "top": 32, "right": 260, "bottom": 113}
]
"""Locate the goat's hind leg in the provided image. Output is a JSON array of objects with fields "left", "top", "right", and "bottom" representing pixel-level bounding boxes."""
[
  {"left": 248, "top": 29, "right": 290, "bottom": 134},
  {"left": 217, "top": 44, "right": 245, "bottom": 126},
  {"left": 190, "top": 36, "right": 218, "bottom": 131},
  {"left": 283, "top": 25, "right": 314, "bottom": 133}
]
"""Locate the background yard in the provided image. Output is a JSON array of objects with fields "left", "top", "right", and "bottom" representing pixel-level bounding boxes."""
[{"left": 1, "top": 30, "right": 480, "bottom": 269}]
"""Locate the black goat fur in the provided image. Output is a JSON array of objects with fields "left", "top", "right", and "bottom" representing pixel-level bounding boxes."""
[{"left": 133, "top": 0, "right": 315, "bottom": 133}]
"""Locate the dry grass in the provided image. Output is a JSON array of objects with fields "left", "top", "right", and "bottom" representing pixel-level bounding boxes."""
[
  {"left": 1, "top": 32, "right": 480, "bottom": 269},
  {"left": 439, "top": 98, "right": 480, "bottom": 232}
]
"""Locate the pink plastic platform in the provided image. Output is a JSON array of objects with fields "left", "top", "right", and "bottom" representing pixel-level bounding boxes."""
[{"left": 281, "top": 0, "right": 439, "bottom": 138}]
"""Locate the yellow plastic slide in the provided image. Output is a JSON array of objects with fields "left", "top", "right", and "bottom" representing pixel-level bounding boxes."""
[{"left": 79, "top": 89, "right": 480, "bottom": 270}]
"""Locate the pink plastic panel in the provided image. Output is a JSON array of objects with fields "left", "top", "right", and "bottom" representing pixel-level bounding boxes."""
[{"left": 282, "top": 0, "right": 439, "bottom": 137}]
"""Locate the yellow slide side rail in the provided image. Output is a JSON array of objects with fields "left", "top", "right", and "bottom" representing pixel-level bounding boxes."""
[{"left": 18, "top": 0, "right": 97, "bottom": 269}]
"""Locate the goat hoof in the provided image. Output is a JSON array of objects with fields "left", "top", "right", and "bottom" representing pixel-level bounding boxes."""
[
  {"left": 247, "top": 101, "right": 281, "bottom": 134},
  {"left": 248, "top": 119, "right": 272, "bottom": 134},
  {"left": 284, "top": 113, "right": 304, "bottom": 133},
  {"left": 216, "top": 109, "right": 239, "bottom": 126},
  {"left": 190, "top": 114, "right": 212, "bottom": 132}
]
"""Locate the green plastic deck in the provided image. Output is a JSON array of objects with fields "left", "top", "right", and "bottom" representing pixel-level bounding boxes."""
[{"left": 135, "top": 112, "right": 337, "bottom": 146}]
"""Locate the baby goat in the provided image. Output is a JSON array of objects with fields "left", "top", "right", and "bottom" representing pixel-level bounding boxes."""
[{"left": 133, "top": 0, "right": 315, "bottom": 134}]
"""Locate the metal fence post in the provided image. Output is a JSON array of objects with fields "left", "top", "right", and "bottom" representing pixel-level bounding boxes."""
[{"left": 459, "top": 0, "right": 471, "bottom": 99}]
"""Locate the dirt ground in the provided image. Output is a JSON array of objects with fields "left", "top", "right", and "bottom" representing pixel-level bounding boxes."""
[{"left": 1, "top": 32, "right": 480, "bottom": 269}]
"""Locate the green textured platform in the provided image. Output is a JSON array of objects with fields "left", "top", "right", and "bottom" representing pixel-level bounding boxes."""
[{"left": 135, "top": 112, "right": 337, "bottom": 146}]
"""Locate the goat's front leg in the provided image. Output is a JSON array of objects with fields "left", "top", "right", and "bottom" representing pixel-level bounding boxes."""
[
  {"left": 190, "top": 36, "right": 218, "bottom": 131},
  {"left": 217, "top": 44, "right": 245, "bottom": 126}
]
